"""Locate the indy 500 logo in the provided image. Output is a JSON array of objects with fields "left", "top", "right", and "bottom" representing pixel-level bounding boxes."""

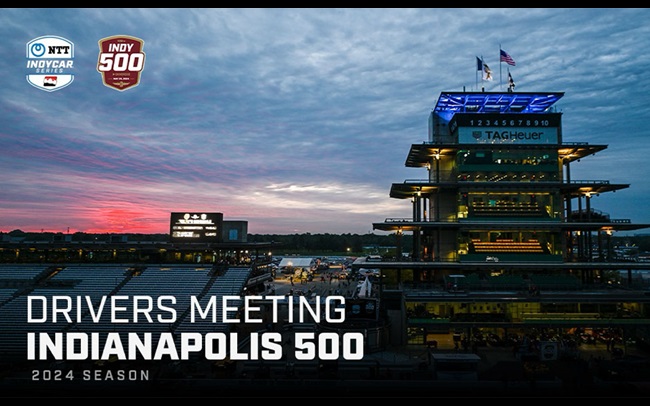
[
  {"left": 97, "top": 35, "right": 146, "bottom": 91},
  {"left": 26, "top": 36, "right": 75, "bottom": 92}
]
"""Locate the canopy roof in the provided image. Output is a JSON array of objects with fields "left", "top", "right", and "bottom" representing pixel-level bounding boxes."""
[{"left": 278, "top": 257, "right": 314, "bottom": 268}]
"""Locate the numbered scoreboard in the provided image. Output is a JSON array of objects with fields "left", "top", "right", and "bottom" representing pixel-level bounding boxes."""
[{"left": 450, "top": 113, "right": 562, "bottom": 145}]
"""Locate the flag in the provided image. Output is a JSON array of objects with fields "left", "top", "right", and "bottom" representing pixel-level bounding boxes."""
[
  {"left": 500, "top": 49, "right": 516, "bottom": 66},
  {"left": 483, "top": 61, "right": 493, "bottom": 81},
  {"left": 508, "top": 71, "right": 516, "bottom": 92},
  {"left": 358, "top": 276, "right": 372, "bottom": 298},
  {"left": 476, "top": 56, "right": 483, "bottom": 71}
]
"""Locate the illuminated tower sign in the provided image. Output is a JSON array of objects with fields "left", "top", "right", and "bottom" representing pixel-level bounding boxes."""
[
  {"left": 170, "top": 212, "right": 223, "bottom": 243},
  {"left": 450, "top": 113, "right": 562, "bottom": 144}
]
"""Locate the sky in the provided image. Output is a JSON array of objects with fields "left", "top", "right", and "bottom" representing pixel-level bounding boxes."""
[{"left": 1, "top": 8, "right": 650, "bottom": 236}]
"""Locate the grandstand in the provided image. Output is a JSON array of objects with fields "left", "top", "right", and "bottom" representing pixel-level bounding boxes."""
[{"left": 0, "top": 263, "right": 252, "bottom": 362}]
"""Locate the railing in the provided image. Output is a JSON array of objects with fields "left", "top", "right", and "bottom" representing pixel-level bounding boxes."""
[
  {"left": 471, "top": 240, "right": 545, "bottom": 254},
  {"left": 561, "top": 142, "right": 589, "bottom": 146},
  {"left": 522, "top": 313, "right": 600, "bottom": 320},
  {"left": 568, "top": 179, "right": 610, "bottom": 184},
  {"left": 571, "top": 207, "right": 609, "bottom": 218},
  {"left": 403, "top": 179, "right": 432, "bottom": 184},
  {"left": 381, "top": 216, "right": 630, "bottom": 225},
  {"left": 402, "top": 176, "right": 611, "bottom": 186},
  {"left": 382, "top": 218, "right": 462, "bottom": 223}
]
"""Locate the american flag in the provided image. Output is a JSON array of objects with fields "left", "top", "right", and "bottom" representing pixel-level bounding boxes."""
[{"left": 500, "top": 49, "right": 516, "bottom": 66}]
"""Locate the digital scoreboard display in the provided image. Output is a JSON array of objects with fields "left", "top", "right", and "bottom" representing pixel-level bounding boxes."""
[
  {"left": 170, "top": 212, "right": 223, "bottom": 243},
  {"left": 450, "top": 113, "right": 562, "bottom": 144}
]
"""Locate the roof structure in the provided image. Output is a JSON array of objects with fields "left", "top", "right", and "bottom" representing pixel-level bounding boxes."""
[
  {"left": 434, "top": 91, "right": 565, "bottom": 119},
  {"left": 278, "top": 257, "right": 314, "bottom": 268},
  {"left": 434, "top": 92, "right": 564, "bottom": 114}
]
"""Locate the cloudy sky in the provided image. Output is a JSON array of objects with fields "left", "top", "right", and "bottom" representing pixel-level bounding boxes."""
[{"left": 2, "top": 8, "right": 650, "bottom": 235}]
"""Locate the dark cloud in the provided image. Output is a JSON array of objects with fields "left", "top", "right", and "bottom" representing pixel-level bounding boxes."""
[{"left": 1, "top": 8, "right": 649, "bottom": 234}]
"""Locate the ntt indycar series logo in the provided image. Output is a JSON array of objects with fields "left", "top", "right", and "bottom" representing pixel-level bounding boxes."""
[
  {"left": 97, "top": 35, "right": 146, "bottom": 91},
  {"left": 26, "top": 36, "right": 75, "bottom": 92}
]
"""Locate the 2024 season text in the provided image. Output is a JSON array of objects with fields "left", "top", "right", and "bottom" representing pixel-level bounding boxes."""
[{"left": 32, "top": 368, "right": 149, "bottom": 381}]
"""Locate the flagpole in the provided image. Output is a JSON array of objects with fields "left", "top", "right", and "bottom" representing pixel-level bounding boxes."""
[
  {"left": 507, "top": 68, "right": 515, "bottom": 93},
  {"left": 477, "top": 55, "right": 485, "bottom": 92},
  {"left": 475, "top": 55, "right": 482, "bottom": 91},
  {"left": 499, "top": 44, "right": 502, "bottom": 91},
  {"left": 475, "top": 56, "right": 478, "bottom": 91}
]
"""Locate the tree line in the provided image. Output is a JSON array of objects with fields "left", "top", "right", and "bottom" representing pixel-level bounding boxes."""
[
  {"left": 4, "top": 229, "right": 648, "bottom": 255},
  {"left": 247, "top": 233, "right": 408, "bottom": 255},
  {"left": 2, "top": 229, "right": 408, "bottom": 255}
]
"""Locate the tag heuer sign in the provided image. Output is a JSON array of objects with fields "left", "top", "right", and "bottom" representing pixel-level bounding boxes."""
[
  {"left": 97, "top": 35, "right": 146, "bottom": 91},
  {"left": 26, "top": 36, "right": 75, "bottom": 92}
]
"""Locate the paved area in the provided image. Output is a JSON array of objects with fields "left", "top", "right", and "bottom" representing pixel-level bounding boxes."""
[{"left": 264, "top": 271, "right": 360, "bottom": 298}]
